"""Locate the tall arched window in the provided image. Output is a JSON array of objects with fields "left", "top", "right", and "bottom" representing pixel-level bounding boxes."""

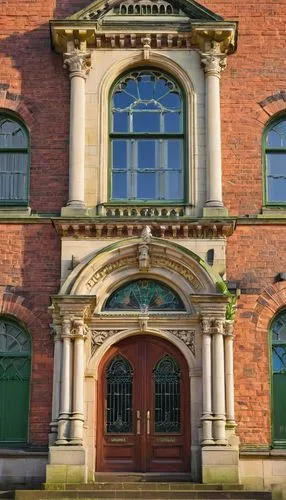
[
  {"left": 264, "top": 116, "right": 286, "bottom": 204},
  {"left": 0, "top": 318, "right": 31, "bottom": 444},
  {"left": 110, "top": 68, "right": 185, "bottom": 202},
  {"left": 0, "top": 114, "right": 29, "bottom": 205},
  {"left": 271, "top": 310, "right": 286, "bottom": 447}
]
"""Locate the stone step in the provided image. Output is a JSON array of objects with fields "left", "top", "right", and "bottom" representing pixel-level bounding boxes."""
[
  {"left": 94, "top": 474, "right": 194, "bottom": 483},
  {"left": 45, "top": 483, "right": 244, "bottom": 492},
  {"left": 14, "top": 490, "right": 272, "bottom": 500}
]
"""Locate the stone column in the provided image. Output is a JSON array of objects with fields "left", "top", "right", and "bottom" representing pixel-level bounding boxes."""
[
  {"left": 49, "top": 323, "right": 62, "bottom": 444},
  {"left": 201, "top": 317, "right": 214, "bottom": 445},
  {"left": 56, "top": 318, "right": 73, "bottom": 444},
  {"left": 224, "top": 320, "right": 235, "bottom": 426},
  {"left": 212, "top": 319, "right": 227, "bottom": 444},
  {"left": 63, "top": 49, "right": 91, "bottom": 211},
  {"left": 70, "top": 319, "right": 88, "bottom": 445},
  {"left": 200, "top": 43, "right": 227, "bottom": 211}
]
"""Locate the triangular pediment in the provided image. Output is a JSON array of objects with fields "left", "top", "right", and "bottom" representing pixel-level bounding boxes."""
[{"left": 68, "top": 0, "right": 223, "bottom": 22}]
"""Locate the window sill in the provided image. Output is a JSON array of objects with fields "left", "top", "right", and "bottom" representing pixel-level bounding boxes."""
[{"left": 0, "top": 206, "right": 31, "bottom": 217}]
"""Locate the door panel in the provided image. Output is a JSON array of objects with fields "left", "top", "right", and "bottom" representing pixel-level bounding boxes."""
[{"left": 97, "top": 335, "right": 190, "bottom": 472}]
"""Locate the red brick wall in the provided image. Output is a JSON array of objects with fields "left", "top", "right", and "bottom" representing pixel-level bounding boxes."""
[{"left": 0, "top": 223, "right": 60, "bottom": 444}]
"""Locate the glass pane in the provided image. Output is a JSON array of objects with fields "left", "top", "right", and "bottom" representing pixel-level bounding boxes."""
[
  {"left": 0, "top": 153, "right": 28, "bottom": 201},
  {"left": 112, "top": 140, "right": 127, "bottom": 169},
  {"left": 159, "top": 92, "right": 181, "bottom": 109},
  {"left": 164, "top": 112, "right": 181, "bottom": 133},
  {"left": 138, "top": 141, "right": 156, "bottom": 169},
  {"left": 133, "top": 112, "right": 160, "bottom": 133},
  {"left": 168, "top": 140, "right": 182, "bottom": 169},
  {"left": 113, "top": 91, "right": 134, "bottom": 109},
  {"left": 104, "top": 279, "right": 185, "bottom": 312},
  {"left": 113, "top": 112, "right": 129, "bottom": 132},
  {"left": 106, "top": 356, "right": 133, "bottom": 433},
  {"left": 154, "top": 355, "right": 181, "bottom": 433},
  {"left": 112, "top": 172, "right": 127, "bottom": 199},
  {"left": 137, "top": 172, "right": 156, "bottom": 198},
  {"left": 0, "top": 321, "right": 30, "bottom": 354},
  {"left": 266, "top": 153, "right": 286, "bottom": 202},
  {"left": 272, "top": 346, "right": 286, "bottom": 373},
  {"left": 165, "top": 171, "right": 183, "bottom": 200},
  {"left": 272, "top": 312, "right": 286, "bottom": 341},
  {"left": 0, "top": 119, "right": 28, "bottom": 148}
]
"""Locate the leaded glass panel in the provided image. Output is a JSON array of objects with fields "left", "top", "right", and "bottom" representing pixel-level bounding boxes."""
[
  {"left": 106, "top": 355, "right": 133, "bottom": 433},
  {"left": 154, "top": 355, "right": 181, "bottom": 433},
  {"left": 104, "top": 279, "right": 185, "bottom": 312},
  {"left": 110, "top": 69, "right": 184, "bottom": 201}
]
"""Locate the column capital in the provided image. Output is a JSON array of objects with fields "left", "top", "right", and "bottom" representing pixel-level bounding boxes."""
[
  {"left": 201, "top": 316, "right": 227, "bottom": 335},
  {"left": 224, "top": 319, "right": 235, "bottom": 336},
  {"left": 200, "top": 43, "right": 227, "bottom": 78},
  {"left": 50, "top": 322, "right": 62, "bottom": 341},
  {"left": 71, "top": 317, "right": 89, "bottom": 340},
  {"left": 63, "top": 49, "right": 91, "bottom": 79}
]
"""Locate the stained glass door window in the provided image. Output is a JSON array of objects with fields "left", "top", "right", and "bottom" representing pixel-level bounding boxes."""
[
  {"left": 271, "top": 310, "right": 286, "bottom": 446},
  {"left": 154, "top": 355, "right": 181, "bottom": 433},
  {"left": 104, "top": 279, "right": 185, "bottom": 312},
  {"left": 110, "top": 69, "right": 184, "bottom": 201}
]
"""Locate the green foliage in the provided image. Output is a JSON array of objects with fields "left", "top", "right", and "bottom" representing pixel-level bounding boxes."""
[{"left": 216, "top": 280, "right": 237, "bottom": 321}]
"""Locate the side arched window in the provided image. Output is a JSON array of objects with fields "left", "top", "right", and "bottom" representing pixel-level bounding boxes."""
[
  {"left": 271, "top": 310, "right": 286, "bottom": 447},
  {"left": 264, "top": 116, "right": 286, "bottom": 204},
  {"left": 110, "top": 68, "right": 185, "bottom": 202},
  {"left": 0, "top": 318, "right": 31, "bottom": 444},
  {"left": 0, "top": 114, "right": 29, "bottom": 205}
]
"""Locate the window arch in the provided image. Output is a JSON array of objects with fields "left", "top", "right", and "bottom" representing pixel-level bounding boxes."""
[
  {"left": 270, "top": 310, "right": 286, "bottom": 447},
  {"left": 104, "top": 279, "right": 185, "bottom": 311},
  {"left": 0, "top": 318, "right": 31, "bottom": 444},
  {"left": 264, "top": 115, "right": 286, "bottom": 204},
  {"left": 110, "top": 68, "right": 185, "bottom": 202},
  {"left": 0, "top": 114, "right": 29, "bottom": 205}
]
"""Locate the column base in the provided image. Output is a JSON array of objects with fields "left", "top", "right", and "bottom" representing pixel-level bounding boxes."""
[
  {"left": 46, "top": 445, "right": 87, "bottom": 484},
  {"left": 203, "top": 206, "right": 229, "bottom": 217},
  {"left": 202, "top": 446, "right": 240, "bottom": 484},
  {"left": 61, "top": 205, "right": 90, "bottom": 217}
]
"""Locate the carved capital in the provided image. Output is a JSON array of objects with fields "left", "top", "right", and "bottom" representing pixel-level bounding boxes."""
[
  {"left": 200, "top": 46, "right": 227, "bottom": 77},
  {"left": 62, "top": 318, "right": 72, "bottom": 338},
  {"left": 201, "top": 317, "right": 225, "bottom": 335},
  {"left": 50, "top": 322, "right": 62, "bottom": 340},
  {"left": 201, "top": 317, "right": 212, "bottom": 335},
  {"left": 224, "top": 319, "right": 234, "bottom": 336},
  {"left": 71, "top": 318, "right": 89, "bottom": 339},
  {"left": 63, "top": 49, "right": 91, "bottom": 79}
]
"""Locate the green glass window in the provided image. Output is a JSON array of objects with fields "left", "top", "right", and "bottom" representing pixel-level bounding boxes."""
[
  {"left": 271, "top": 310, "right": 286, "bottom": 447},
  {"left": 264, "top": 117, "right": 286, "bottom": 204},
  {"left": 0, "top": 115, "right": 29, "bottom": 205},
  {"left": 0, "top": 319, "right": 31, "bottom": 444},
  {"left": 110, "top": 69, "right": 185, "bottom": 202},
  {"left": 104, "top": 279, "right": 185, "bottom": 312}
]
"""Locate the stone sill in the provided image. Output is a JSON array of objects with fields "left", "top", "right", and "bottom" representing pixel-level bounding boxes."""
[
  {"left": 0, "top": 448, "right": 48, "bottom": 457},
  {"left": 240, "top": 449, "right": 286, "bottom": 457}
]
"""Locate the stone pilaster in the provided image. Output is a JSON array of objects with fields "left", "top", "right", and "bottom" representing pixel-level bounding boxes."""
[{"left": 62, "top": 49, "right": 91, "bottom": 215}]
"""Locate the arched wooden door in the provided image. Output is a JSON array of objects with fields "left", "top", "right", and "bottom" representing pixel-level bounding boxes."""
[{"left": 97, "top": 335, "right": 190, "bottom": 472}]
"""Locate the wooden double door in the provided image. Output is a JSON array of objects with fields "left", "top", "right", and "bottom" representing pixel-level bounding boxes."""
[{"left": 97, "top": 335, "right": 190, "bottom": 472}]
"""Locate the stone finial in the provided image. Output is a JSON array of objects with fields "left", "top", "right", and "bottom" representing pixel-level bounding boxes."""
[
  {"left": 63, "top": 49, "right": 91, "bottom": 79},
  {"left": 141, "top": 225, "right": 152, "bottom": 243}
]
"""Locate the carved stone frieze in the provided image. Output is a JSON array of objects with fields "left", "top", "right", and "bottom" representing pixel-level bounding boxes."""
[
  {"left": 152, "top": 257, "right": 201, "bottom": 290},
  {"left": 165, "top": 329, "right": 196, "bottom": 356},
  {"left": 91, "top": 329, "right": 122, "bottom": 356},
  {"left": 53, "top": 220, "right": 235, "bottom": 239},
  {"left": 87, "top": 257, "right": 137, "bottom": 291}
]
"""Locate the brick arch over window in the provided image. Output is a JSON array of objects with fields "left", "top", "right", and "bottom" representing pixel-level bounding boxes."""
[
  {"left": 258, "top": 91, "right": 286, "bottom": 123},
  {"left": 252, "top": 283, "right": 286, "bottom": 331}
]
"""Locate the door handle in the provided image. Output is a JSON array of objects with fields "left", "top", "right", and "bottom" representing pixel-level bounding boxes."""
[
  {"left": 136, "top": 409, "right": 141, "bottom": 435},
  {"left": 146, "top": 410, "right": 150, "bottom": 435}
]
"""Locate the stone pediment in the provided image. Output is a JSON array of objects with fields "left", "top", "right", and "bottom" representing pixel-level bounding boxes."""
[{"left": 68, "top": 0, "right": 223, "bottom": 22}]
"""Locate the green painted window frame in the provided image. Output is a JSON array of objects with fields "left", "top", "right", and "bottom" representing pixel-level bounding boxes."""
[
  {"left": 269, "top": 310, "right": 286, "bottom": 448},
  {"left": 263, "top": 114, "right": 286, "bottom": 206},
  {"left": 0, "top": 113, "right": 30, "bottom": 206},
  {"left": 108, "top": 67, "right": 187, "bottom": 205},
  {"left": 0, "top": 318, "right": 32, "bottom": 446}
]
